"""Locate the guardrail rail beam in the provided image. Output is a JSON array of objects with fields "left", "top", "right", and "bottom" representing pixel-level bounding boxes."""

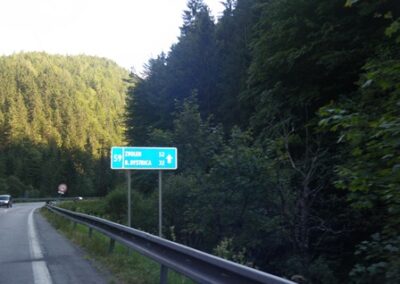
[{"left": 46, "top": 204, "right": 295, "bottom": 284}]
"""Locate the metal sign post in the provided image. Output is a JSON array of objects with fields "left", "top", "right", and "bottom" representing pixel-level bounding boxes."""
[
  {"left": 127, "top": 170, "right": 131, "bottom": 227},
  {"left": 159, "top": 170, "right": 162, "bottom": 237}
]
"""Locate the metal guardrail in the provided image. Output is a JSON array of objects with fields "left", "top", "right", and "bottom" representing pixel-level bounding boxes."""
[
  {"left": 46, "top": 204, "right": 295, "bottom": 284},
  {"left": 14, "top": 197, "right": 98, "bottom": 203}
]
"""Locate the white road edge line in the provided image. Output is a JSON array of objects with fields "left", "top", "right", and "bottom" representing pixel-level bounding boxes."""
[{"left": 28, "top": 208, "right": 53, "bottom": 284}]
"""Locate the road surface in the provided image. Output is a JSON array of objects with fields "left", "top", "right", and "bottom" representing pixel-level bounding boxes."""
[{"left": 0, "top": 202, "right": 109, "bottom": 284}]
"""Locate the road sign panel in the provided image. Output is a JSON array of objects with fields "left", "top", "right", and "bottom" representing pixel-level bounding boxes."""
[
  {"left": 111, "top": 147, "right": 178, "bottom": 170},
  {"left": 58, "top": 183, "right": 67, "bottom": 195}
]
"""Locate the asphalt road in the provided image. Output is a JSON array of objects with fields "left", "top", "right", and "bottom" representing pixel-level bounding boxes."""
[{"left": 0, "top": 203, "right": 109, "bottom": 284}]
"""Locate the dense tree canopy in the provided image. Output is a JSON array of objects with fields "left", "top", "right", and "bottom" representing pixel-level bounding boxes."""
[
  {"left": 125, "top": 0, "right": 400, "bottom": 282},
  {"left": 0, "top": 52, "right": 127, "bottom": 152},
  {"left": 0, "top": 52, "right": 129, "bottom": 197}
]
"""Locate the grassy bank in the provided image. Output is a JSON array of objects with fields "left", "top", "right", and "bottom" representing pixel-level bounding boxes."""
[{"left": 41, "top": 207, "right": 193, "bottom": 284}]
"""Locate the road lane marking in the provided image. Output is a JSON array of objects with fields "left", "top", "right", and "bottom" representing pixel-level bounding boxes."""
[{"left": 28, "top": 209, "right": 53, "bottom": 284}]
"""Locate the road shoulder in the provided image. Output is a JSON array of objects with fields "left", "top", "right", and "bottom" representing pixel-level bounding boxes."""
[{"left": 35, "top": 210, "right": 113, "bottom": 284}]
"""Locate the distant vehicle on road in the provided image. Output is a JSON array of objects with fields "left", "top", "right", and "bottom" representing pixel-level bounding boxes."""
[{"left": 0, "top": 195, "right": 12, "bottom": 208}]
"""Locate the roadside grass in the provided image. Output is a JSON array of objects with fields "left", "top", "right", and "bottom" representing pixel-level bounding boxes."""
[{"left": 41, "top": 208, "right": 193, "bottom": 284}]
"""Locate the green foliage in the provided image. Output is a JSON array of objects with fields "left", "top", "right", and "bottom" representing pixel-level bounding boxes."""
[
  {"left": 213, "top": 237, "right": 250, "bottom": 266},
  {"left": 0, "top": 52, "right": 128, "bottom": 152},
  {"left": 245, "top": 0, "right": 388, "bottom": 136},
  {"left": 124, "top": 0, "right": 400, "bottom": 281},
  {"left": 309, "top": 257, "right": 338, "bottom": 284},
  {"left": 0, "top": 178, "right": 9, "bottom": 194},
  {"left": 319, "top": 56, "right": 400, "bottom": 282},
  {"left": 6, "top": 175, "right": 29, "bottom": 197},
  {"left": 156, "top": 102, "right": 297, "bottom": 276},
  {"left": 350, "top": 234, "right": 400, "bottom": 283},
  {"left": 316, "top": 2, "right": 400, "bottom": 279},
  {"left": 213, "top": 0, "right": 257, "bottom": 128},
  {"left": 125, "top": 0, "right": 218, "bottom": 144},
  {"left": 105, "top": 187, "right": 127, "bottom": 223},
  {"left": 172, "top": 96, "right": 224, "bottom": 174},
  {"left": 60, "top": 199, "right": 107, "bottom": 217},
  {"left": 60, "top": 188, "right": 157, "bottom": 234},
  {"left": 0, "top": 52, "right": 128, "bottom": 197},
  {"left": 163, "top": 174, "right": 200, "bottom": 241},
  {"left": 0, "top": 0, "right": 396, "bottom": 282}
]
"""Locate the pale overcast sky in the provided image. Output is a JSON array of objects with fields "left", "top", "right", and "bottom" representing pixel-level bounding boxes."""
[{"left": 0, "top": 0, "right": 225, "bottom": 74}]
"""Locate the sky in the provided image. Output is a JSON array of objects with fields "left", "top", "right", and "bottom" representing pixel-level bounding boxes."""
[{"left": 0, "top": 0, "right": 225, "bottom": 74}]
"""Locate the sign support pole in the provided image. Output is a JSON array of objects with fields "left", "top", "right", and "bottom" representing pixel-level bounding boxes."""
[
  {"left": 127, "top": 170, "right": 131, "bottom": 227},
  {"left": 159, "top": 170, "right": 162, "bottom": 237}
]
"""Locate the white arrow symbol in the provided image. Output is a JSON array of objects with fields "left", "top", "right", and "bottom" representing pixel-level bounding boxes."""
[{"left": 166, "top": 154, "right": 173, "bottom": 164}]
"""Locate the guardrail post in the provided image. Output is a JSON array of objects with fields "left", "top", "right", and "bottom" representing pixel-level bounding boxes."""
[
  {"left": 88, "top": 227, "right": 93, "bottom": 238},
  {"left": 160, "top": 265, "right": 168, "bottom": 284},
  {"left": 108, "top": 238, "right": 115, "bottom": 254}
]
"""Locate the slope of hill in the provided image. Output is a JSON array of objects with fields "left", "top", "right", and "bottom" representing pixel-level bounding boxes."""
[
  {"left": 0, "top": 52, "right": 129, "bottom": 197},
  {"left": 0, "top": 52, "right": 128, "bottom": 152}
]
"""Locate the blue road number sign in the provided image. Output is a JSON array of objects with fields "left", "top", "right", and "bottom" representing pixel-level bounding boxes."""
[{"left": 111, "top": 147, "right": 178, "bottom": 170}]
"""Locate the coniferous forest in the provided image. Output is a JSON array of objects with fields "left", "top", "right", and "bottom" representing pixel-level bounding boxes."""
[
  {"left": 1, "top": 0, "right": 400, "bottom": 282},
  {"left": 0, "top": 53, "right": 128, "bottom": 197}
]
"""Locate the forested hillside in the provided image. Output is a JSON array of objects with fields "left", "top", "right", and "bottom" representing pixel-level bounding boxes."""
[
  {"left": 0, "top": 52, "right": 129, "bottom": 197},
  {"left": 125, "top": 0, "right": 400, "bottom": 282},
  {"left": 0, "top": 0, "right": 398, "bottom": 282}
]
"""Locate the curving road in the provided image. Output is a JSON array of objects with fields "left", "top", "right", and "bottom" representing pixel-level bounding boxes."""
[{"left": 0, "top": 203, "right": 109, "bottom": 284}]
